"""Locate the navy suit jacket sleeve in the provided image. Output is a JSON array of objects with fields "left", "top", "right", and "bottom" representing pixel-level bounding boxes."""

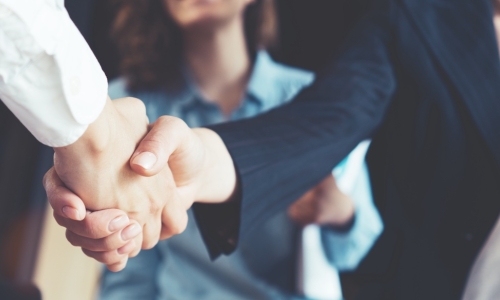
[{"left": 194, "top": 1, "right": 398, "bottom": 259}]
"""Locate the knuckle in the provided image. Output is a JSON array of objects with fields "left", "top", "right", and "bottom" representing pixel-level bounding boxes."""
[
  {"left": 128, "top": 97, "right": 146, "bottom": 113},
  {"left": 156, "top": 115, "right": 173, "bottom": 125},
  {"left": 157, "top": 116, "right": 187, "bottom": 133},
  {"left": 142, "top": 238, "right": 158, "bottom": 250},
  {"left": 149, "top": 201, "right": 163, "bottom": 216},
  {"left": 129, "top": 249, "right": 141, "bottom": 258},
  {"left": 171, "top": 218, "right": 187, "bottom": 235},
  {"left": 161, "top": 224, "right": 182, "bottom": 239}
]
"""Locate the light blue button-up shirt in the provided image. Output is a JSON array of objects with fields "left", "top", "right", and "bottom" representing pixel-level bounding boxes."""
[{"left": 100, "top": 52, "right": 383, "bottom": 300}]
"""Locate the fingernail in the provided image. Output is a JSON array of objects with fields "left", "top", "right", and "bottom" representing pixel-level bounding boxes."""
[
  {"left": 62, "top": 206, "right": 80, "bottom": 220},
  {"left": 132, "top": 152, "right": 157, "bottom": 170},
  {"left": 121, "top": 223, "right": 141, "bottom": 241},
  {"left": 109, "top": 215, "right": 129, "bottom": 232}
]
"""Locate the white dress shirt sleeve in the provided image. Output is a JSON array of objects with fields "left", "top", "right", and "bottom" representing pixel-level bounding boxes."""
[
  {"left": 0, "top": 0, "right": 107, "bottom": 147},
  {"left": 321, "top": 140, "right": 384, "bottom": 271}
]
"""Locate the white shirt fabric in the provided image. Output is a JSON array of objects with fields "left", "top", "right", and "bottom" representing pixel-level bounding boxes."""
[
  {"left": 298, "top": 141, "right": 374, "bottom": 300},
  {"left": 462, "top": 215, "right": 500, "bottom": 300},
  {"left": 0, "top": 0, "right": 107, "bottom": 147},
  {"left": 461, "top": 22, "right": 500, "bottom": 299},
  {"left": 298, "top": 225, "right": 343, "bottom": 300}
]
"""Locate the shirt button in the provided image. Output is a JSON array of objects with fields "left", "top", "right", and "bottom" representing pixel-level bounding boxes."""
[
  {"left": 465, "top": 232, "right": 474, "bottom": 242},
  {"left": 69, "top": 76, "right": 81, "bottom": 96}
]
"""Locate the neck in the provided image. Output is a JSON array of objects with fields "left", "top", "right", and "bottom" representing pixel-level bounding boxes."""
[
  {"left": 495, "top": 0, "right": 500, "bottom": 15},
  {"left": 183, "top": 19, "right": 252, "bottom": 116}
]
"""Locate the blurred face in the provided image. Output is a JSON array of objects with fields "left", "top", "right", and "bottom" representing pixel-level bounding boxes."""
[{"left": 163, "top": 0, "right": 255, "bottom": 29}]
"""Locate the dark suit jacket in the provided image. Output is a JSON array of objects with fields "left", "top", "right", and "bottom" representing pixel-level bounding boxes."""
[{"left": 195, "top": 0, "right": 500, "bottom": 298}]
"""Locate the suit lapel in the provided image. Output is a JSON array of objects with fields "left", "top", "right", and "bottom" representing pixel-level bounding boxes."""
[{"left": 400, "top": 0, "right": 500, "bottom": 167}]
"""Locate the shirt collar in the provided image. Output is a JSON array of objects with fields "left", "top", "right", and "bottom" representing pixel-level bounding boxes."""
[
  {"left": 179, "top": 51, "right": 282, "bottom": 109},
  {"left": 246, "top": 51, "right": 281, "bottom": 105},
  {"left": 177, "top": 66, "right": 207, "bottom": 109}
]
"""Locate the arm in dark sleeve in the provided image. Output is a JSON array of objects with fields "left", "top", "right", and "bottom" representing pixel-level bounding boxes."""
[{"left": 194, "top": 0, "right": 398, "bottom": 259}]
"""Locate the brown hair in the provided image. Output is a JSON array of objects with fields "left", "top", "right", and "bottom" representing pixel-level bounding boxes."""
[{"left": 111, "top": 0, "right": 278, "bottom": 91}]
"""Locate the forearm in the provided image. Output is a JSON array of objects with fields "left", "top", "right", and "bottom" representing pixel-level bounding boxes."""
[{"left": 196, "top": 3, "right": 396, "bottom": 257}]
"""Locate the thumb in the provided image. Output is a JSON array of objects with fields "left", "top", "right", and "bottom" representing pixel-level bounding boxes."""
[
  {"left": 43, "top": 167, "right": 86, "bottom": 221},
  {"left": 130, "top": 116, "right": 189, "bottom": 177}
]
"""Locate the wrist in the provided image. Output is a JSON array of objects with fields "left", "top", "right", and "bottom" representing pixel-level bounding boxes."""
[
  {"left": 54, "top": 97, "right": 115, "bottom": 158},
  {"left": 192, "top": 128, "right": 237, "bottom": 204},
  {"left": 52, "top": 97, "right": 126, "bottom": 211}
]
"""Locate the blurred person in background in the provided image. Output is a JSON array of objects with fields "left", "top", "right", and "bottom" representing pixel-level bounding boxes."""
[
  {"left": 37, "top": 0, "right": 500, "bottom": 298},
  {"left": 98, "top": 0, "right": 382, "bottom": 299}
]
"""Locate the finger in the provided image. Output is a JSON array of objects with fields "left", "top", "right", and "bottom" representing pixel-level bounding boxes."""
[
  {"left": 54, "top": 209, "right": 131, "bottom": 239},
  {"left": 91, "top": 239, "right": 137, "bottom": 271},
  {"left": 44, "top": 167, "right": 86, "bottom": 221},
  {"left": 65, "top": 221, "right": 142, "bottom": 252},
  {"left": 291, "top": 216, "right": 314, "bottom": 227},
  {"left": 117, "top": 238, "right": 138, "bottom": 255},
  {"left": 288, "top": 208, "right": 314, "bottom": 226},
  {"left": 82, "top": 247, "right": 128, "bottom": 266},
  {"left": 159, "top": 200, "right": 188, "bottom": 240},
  {"left": 128, "top": 232, "right": 143, "bottom": 258},
  {"left": 288, "top": 196, "right": 316, "bottom": 226},
  {"left": 288, "top": 192, "right": 313, "bottom": 216},
  {"left": 141, "top": 217, "right": 161, "bottom": 250},
  {"left": 287, "top": 204, "right": 303, "bottom": 223},
  {"left": 107, "top": 257, "right": 129, "bottom": 273},
  {"left": 130, "top": 116, "right": 188, "bottom": 177}
]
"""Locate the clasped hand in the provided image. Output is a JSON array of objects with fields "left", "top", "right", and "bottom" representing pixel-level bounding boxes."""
[
  {"left": 45, "top": 97, "right": 212, "bottom": 271},
  {"left": 44, "top": 97, "right": 352, "bottom": 272}
]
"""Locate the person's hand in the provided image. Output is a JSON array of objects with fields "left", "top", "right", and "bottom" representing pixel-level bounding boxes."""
[
  {"left": 44, "top": 167, "right": 144, "bottom": 272},
  {"left": 46, "top": 112, "right": 237, "bottom": 271},
  {"left": 48, "top": 99, "right": 192, "bottom": 270},
  {"left": 288, "top": 174, "right": 355, "bottom": 227}
]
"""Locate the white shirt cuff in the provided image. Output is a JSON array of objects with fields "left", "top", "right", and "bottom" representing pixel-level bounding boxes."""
[{"left": 0, "top": 0, "right": 107, "bottom": 147}]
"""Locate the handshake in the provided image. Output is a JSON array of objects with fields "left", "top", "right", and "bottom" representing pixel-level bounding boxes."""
[
  {"left": 44, "top": 96, "right": 354, "bottom": 272},
  {"left": 45, "top": 97, "right": 237, "bottom": 272}
]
